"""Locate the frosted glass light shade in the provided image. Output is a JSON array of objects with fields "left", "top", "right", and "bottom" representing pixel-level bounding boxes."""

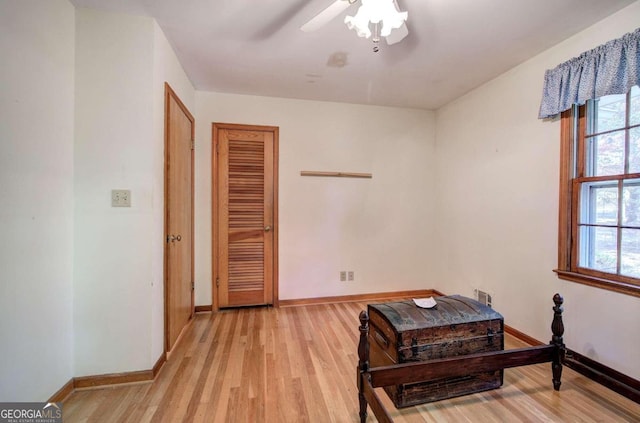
[{"left": 344, "top": 0, "right": 408, "bottom": 39}]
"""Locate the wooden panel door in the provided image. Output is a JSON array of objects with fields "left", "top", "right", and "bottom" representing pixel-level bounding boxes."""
[
  {"left": 164, "top": 83, "right": 194, "bottom": 351},
  {"left": 213, "top": 123, "right": 278, "bottom": 309}
]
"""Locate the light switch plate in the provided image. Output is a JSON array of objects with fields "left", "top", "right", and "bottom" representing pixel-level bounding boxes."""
[{"left": 111, "top": 189, "right": 131, "bottom": 207}]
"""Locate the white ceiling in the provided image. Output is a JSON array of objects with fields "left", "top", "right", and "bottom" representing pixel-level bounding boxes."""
[{"left": 69, "top": 0, "right": 636, "bottom": 110}]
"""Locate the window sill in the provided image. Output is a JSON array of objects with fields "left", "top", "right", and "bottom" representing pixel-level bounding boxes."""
[{"left": 554, "top": 270, "right": 640, "bottom": 298}]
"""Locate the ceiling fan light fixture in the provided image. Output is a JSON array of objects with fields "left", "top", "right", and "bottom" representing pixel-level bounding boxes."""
[
  {"left": 344, "top": 5, "right": 372, "bottom": 38},
  {"left": 344, "top": 0, "right": 407, "bottom": 40}
]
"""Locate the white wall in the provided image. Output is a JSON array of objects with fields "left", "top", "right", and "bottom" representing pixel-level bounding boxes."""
[
  {"left": 74, "top": 8, "right": 194, "bottom": 376},
  {"left": 74, "top": 8, "right": 155, "bottom": 376},
  {"left": 434, "top": 2, "right": 640, "bottom": 379},
  {"left": 0, "top": 0, "right": 75, "bottom": 400},
  {"left": 194, "top": 93, "right": 436, "bottom": 304}
]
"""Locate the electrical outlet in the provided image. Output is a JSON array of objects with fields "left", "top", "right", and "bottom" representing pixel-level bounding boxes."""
[
  {"left": 340, "top": 271, "right": 346, "bottom": 282},
  {"left": 111, "top": 189, "right": 131, "bottom": 207},
  {"left": 348, "top": 271, "right": 354, "bottom": 281}
]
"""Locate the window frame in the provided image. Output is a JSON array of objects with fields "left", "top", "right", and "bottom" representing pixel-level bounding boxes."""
[{"left": 556, "top": 97, "right": 640, "bottom": 298}]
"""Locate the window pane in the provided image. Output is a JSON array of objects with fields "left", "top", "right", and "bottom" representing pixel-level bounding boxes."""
[
  {"left": 621, "top": 229, "right": 640, "bottom": 278},
  {"left": 590, "top": 93, "right": 627, "bottom": 134},
  {"left": 581, "top": 182, "right": 618, "bottom": 224},
  {"left": 622, "top": 179, "right": 640, "bottom": 227},
  {"left": 579, "top": 225, "right": 618, "bottom": 273},
  {"left": 586, "top": 131, "right": 625, "bottom": 176},
  {"left": 630, "top": 85, "right": 640, "bottom": 126},
  {"left": 630, "top": 127, "right": 640, "bottom": 174}
]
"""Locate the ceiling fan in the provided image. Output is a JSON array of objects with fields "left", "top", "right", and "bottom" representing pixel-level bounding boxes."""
[{"left": 300, "top": 0, "right": 409, "bottom": 47}]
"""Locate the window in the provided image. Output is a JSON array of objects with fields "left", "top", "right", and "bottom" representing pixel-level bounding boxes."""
[{"left": 557, "top": 86, "right": 640, "bottom": 297}]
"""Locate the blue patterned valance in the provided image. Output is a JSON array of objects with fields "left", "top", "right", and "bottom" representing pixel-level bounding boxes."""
[{"left": 538, "top": 28, "right": 640, "bottom": 119}]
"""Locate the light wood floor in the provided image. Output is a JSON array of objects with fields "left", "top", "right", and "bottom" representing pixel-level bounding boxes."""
[{"left": 62, "top": 301, "right": 640, "bottom": 422}]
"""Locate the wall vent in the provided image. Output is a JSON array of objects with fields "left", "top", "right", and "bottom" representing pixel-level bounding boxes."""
[{"left": 474, "top": 289, "right": 492, "bottom": 308}]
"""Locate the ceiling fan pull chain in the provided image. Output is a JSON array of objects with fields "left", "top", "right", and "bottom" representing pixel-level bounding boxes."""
[{"left": 372, "top": 22, "right": 380, "bottom": 52}]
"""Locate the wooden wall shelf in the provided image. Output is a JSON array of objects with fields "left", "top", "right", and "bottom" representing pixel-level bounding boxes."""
[{"left": 300, "top": 171, "right": 372, "bottom": 179}]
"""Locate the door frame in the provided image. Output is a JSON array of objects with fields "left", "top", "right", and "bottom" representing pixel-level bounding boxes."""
[
  {"left": 212, "top": 122, "right": 279, "bottom": 311},
  {"left": 164, "top": 82, "right": 195, "bottom": 352}
]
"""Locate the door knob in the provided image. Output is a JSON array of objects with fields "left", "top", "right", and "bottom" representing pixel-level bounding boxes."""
[
  {"left": 167, "top": 235, "right": 176, "bottom": 243},
  {"left": 264, "top": 226, "right": 271, "bottom": 232}
]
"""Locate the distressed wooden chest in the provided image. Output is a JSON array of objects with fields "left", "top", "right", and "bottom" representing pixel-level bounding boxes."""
[{"left": 367, "top": 295, "right": 504, "bottom": 407}]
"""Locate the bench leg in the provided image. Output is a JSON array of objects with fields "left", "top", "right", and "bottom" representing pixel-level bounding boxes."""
[
  {"left": 358, "top": 310, "right": 370, "bottom": 422},
  {"left": 359, "top": 388, "right": 367, "bottom": 423},
  {"left": 550, "top": 293, "right": 565, "bottom": 391}
]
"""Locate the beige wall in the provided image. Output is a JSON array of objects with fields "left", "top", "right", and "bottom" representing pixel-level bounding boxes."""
[
  {"left": 74, "top": 7, "right": 155, "bottom": 377},
  {"left": 434, "top": 2, "right": 640, "bottom": 379},
  {"left": 0, "top": 0, "right": 76, "bottom": 401},
  {"left": 194, "top": 93, "right": 437, "bottom": 304},
  {"left": 74, "top": 8, "right": 194, "bottom": 377}
]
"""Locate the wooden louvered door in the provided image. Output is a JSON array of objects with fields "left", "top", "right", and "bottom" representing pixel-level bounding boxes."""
[{"left": 213, "top": 123, "right": 278, "bottom": 308}]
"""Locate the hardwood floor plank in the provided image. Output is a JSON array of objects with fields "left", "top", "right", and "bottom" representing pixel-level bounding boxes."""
[
  {"left": 108, "top": 385, "right": 147, "bottom": 423},
  {"left": 200, "top": 312, "right": 232, "bottom": 402},
  {"left": 62, "top": 300, "right": 640, "bottom": 422},
  {"left": 182, "top": 320, "right": 220, "bottom": 421}
]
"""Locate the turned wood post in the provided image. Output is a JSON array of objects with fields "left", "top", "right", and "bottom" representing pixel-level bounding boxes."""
[
  {"left": 550, "top": 293, "right": 565, "bottom": 391},
  {"left": 357, "top": 310, "right": 370, "bottom": 423}
]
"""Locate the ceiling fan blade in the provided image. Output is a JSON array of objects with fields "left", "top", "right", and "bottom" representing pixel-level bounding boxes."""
[
  {"left": 253, "top": 0, "right": 309, "bottom": 40},
  {"left": 385, "top": 21, "right": 408, "bottom": 45},
  {"left": 300, "top": 0, "right": 354, "bottom": 32}
]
